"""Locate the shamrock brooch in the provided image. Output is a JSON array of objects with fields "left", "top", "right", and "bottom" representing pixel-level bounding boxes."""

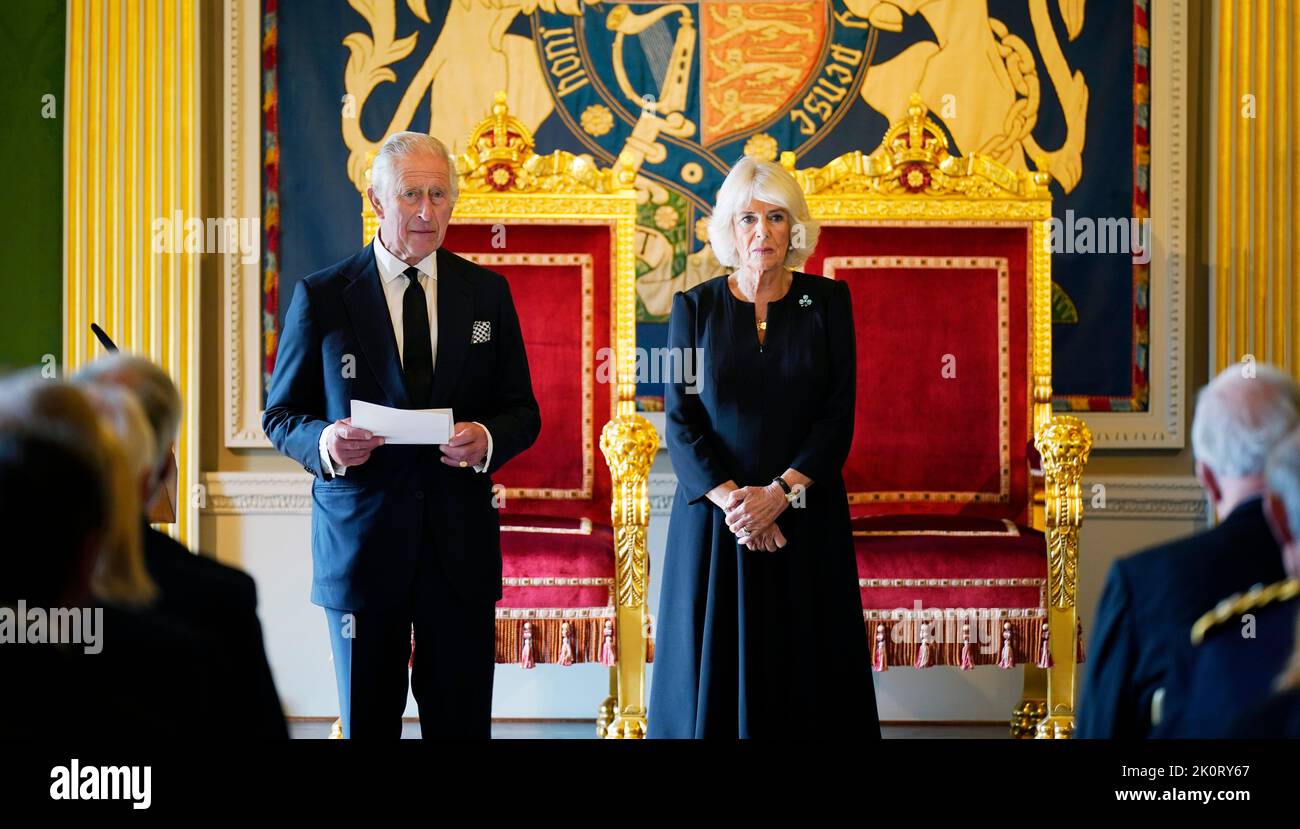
[{"left": 798, "top": 294, "right": 812, "bottom": 308}]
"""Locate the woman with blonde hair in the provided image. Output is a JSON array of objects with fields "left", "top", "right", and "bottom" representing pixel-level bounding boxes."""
[
  {"left": 78, "top": 384, "right": 160, "bottom": 606},
  {"left": 0, "top": 372, "right": 154, "bottom": 606},
  {"left": 648, "top": 157, "right": 879, "bottom": 738},
  {"left": 0, "top": 372, "right": 205, "bottom": 738}
]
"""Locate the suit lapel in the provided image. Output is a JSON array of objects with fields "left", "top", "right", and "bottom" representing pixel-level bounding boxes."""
[
  {"left": 342, "top": 246, "right": 410, "bottom": 407},
  {"left": 430, "top": 247, "right": 472, "bottom": 408}
]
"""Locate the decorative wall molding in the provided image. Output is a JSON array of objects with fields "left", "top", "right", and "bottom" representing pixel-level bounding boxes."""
[
  {"left": 631, "top": 473, "right": 1201, "bottom": 522},
  {"left": 202, "top": 472, "right": 310, "bottom": 515},
  {"left": 1078, "top": 475, "right": 1206, "bottom": 522},
  {"left": 223, "top": 0, "right": 272, "bottom": 447},
  {"left": 205, "top": 471, "right": 1204, "bottom": 524}
]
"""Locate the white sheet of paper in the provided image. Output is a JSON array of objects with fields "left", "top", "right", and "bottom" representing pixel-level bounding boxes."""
[{"left": 350, "top": 399, "right": 454, "bottom": 445}]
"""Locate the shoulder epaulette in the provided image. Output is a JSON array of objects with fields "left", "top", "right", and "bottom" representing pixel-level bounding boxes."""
[{"left": 1191, "top": 579, "right": 1300, "bottom": 645}]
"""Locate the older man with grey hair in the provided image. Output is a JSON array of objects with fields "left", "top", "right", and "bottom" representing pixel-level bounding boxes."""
[
  {"left": 75, "top": 353, "right": 287, "bottom": 738},
  {"left": 1154, "top": 427, "right": 1300, "bottom": 737},
  {"left": 1077, "top": 362, "right": 1300, "bottom": 738},
  {"left": 263, "top": 131, "right": 540, "bottom": 738},
  {"left": 74, "top": 353, "right": 181, "bottom": 522}
]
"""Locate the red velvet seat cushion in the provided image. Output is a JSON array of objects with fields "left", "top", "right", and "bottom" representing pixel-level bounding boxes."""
[
  {"left": 497, "top": 516, "right": 614, "bottom": 610},
  {"left": 493, "top": 515, "right": 621, "bottom": 665},
  {"left": 853, "top": 514, "right": 1046, "bottom": 611},
  {"left": 853, "top": 514, "right": 1061, "bottom": 667}
]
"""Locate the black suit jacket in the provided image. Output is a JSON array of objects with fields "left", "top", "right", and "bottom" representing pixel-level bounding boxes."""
[
  {"left": 0, "top": 604, "right": 207, "bottom": 740},
  {"left": 1075, "top": 498, "right": 1286, "bottom": 738},
  {"left": 143, "top": 526, "right": 287, "bottom": 739},
  {"left": 262, "top": 245, "right": 540, "bottom": 611}
]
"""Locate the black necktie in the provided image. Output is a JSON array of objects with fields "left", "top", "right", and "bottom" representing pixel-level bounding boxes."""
[{"left": 401, "top": 266, "right": 433, "bottom": 407}]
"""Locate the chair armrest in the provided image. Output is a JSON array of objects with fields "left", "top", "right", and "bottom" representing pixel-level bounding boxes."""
[{"left": 1033, "top": 416, "right": 1094, "bottom": 609}]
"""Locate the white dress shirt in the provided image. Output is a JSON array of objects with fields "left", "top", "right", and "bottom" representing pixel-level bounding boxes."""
[{"left": 319, "top": 232, "right": 493, "bottom": 476}]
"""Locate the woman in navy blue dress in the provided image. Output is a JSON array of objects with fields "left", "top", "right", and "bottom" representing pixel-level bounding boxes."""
[{"left": 648, "top": 157, "right": 880, "bottom": 738}]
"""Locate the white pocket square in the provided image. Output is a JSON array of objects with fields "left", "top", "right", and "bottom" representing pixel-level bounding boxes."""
[{"left": 471, "top": 321, "right": 491, "bottom": 344}]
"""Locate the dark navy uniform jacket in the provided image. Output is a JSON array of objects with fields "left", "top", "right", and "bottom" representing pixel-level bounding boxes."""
[
  {"left": 1154, "top": 582, "right": 1298, "bottom": 738},
  {"left": 1076, "top": 498, "right": 1285, "bottom": 738},
  {"left": 1231, "top": 686, "right": 1300, "bottom": 738}
]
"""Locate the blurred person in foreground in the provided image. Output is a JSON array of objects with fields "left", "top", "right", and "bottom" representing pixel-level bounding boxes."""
[
  {"left": 77, "top": 354, "right": 286, "bottom": 738},
  {"left": 1076, "top": 362, "right": 1300, "bottom": 738},
  {"left": 0, "top": 373, "right": 201, "bottom": 738},
  {"left": 1156, "top": 428, "right": 1300, "bottom": 738}
]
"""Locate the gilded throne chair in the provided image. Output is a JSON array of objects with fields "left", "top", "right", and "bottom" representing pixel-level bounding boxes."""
[
  {"left": 790, "top": 97, "right": 1094, "bottom": 738},
  {"left": 358, "top": 94, "right": 655, "bottom": 738}
]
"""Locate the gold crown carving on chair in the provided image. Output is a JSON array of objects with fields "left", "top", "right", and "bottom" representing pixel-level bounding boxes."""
[
  {"left": 458, "top": 91, "right": 637, "bottom": 195},
  {"left": 783, "top": 92, "right": 1094, "bottom": 739},
  {"left": 781, "top": 92, "right": 1052, "bottom": 203},
  {"left": 364, "top": 92, "right": 656, "bottom": 739}
]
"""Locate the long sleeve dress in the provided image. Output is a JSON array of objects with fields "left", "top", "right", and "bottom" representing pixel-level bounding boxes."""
[{"left": 647, "top": 271, "right": 881, "bottom": 738}]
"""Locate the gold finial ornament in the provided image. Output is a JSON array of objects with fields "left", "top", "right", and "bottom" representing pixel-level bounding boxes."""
[{"left": 599, "top": 414, "right": 659, "bottom": 739}]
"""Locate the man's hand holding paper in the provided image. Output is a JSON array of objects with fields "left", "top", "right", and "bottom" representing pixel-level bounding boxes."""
[
  {"left": 325, "top": 417, "right": 384, "bottom": 468},
  {"left": 439, "top": 422, "right": 489, "bottom": 469},
  {"left": 346, "top": 400, "right": 489, "bottom": 470}
]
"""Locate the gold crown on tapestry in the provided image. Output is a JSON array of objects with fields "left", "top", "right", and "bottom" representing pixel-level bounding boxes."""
[{"left": 458, "top": 91, "right": 536, "bottom": 191}]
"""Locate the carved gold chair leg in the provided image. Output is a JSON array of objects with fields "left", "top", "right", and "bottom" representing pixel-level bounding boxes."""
[
  {"left": 596, "top": 668, "right": 617, "bottom": 738},
  {"left": 1011, "top": 665, "right": 1047, "bottom": 738},
  {"left": 600, "top": 414, "right": 658, "bottom": 740},
  {"left": 1034, "top": 416, "right": 1093, "bottom": 739},
  {"left": 605, "top": 605, "right": 648, "bottom": 739},
  {"left": 1036, "top": 604, "right": 1082, "bottom": 739}
]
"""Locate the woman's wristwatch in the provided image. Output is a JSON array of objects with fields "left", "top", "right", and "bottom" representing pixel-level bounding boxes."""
[{"left": 772, "top": 476, "right": 800, "bottom": 504}]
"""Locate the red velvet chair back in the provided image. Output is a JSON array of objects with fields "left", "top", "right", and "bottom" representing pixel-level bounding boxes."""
[
  {"left": 441, "top": 221, "right": 616, "bottom": 526},
  {"left": 802, "top": 225, "right": 1034, "bottom": 526}
]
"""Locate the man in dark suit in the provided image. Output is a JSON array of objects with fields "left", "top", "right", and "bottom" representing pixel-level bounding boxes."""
[
  {"left": 75, "top": 354, "right": 287, "bottom": 738},
  {"left": 1076, "top": 363, "right": 1300, "bottom": 738},
  {"left": 1154, "top": 428, "right": 1300, "bottom": 738},
  {"left": 262, "top": 131, "right": 540, "bottom": 738}
]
